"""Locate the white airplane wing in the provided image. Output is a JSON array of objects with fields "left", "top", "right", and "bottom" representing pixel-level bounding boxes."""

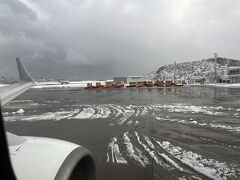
[{"left": 1, "top": 58, "right": 95, "bottom": 180}]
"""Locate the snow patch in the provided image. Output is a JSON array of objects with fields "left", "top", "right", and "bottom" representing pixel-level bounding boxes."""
[
  {"left": 153, "top": 104, "right": 225, "bottom": 116},
  {"left": 3, "top": 112, "right": 10, "bottom": 115},
  {"left": 123, "top": 132, "right": 149, "bottom": 167},
  {"left": 155, "top": 116, "right": 240, "bottom": 133},
  {"left": 117, "top": 106, "right": 135, "bottom": 125},
  {"left": 158, "top": 153, "right": 183, "bottom": 171},
  {"left": 16, "top": 109, "right": 24, "bottom": 114},
  {"left": 71, "top": 107, "right": 95, "bottom": 119},
  {"left": 155, "top": 140, "right": 238, "bottom": 180},
  {"left": 108, "top": 137, "right": 127, "bottom": 164},
  {"left": 135, "top": 132, "right": 164, "bottom": 166}
]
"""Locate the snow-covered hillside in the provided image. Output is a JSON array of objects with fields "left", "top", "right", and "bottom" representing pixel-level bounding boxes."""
[{"left": 152, "top": 58, "right": 240, "bottom": 81}]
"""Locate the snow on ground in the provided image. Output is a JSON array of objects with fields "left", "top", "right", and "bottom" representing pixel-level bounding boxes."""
[
  {"left": 135, "top": 132, "right": 165, "bottom": 167},
  {"left": 112, "top": 132, "right": 186, "bottom": 172},
  {"left": 158, "top": 153, "right": 183, "bottom": 172},
  {"left": 107, "top": 137, "right": 127, "bottom": 164},
  {"left": 4, "top": 104, "right": 240, "bottom": 133},
  {"left": 123, "top": 132, "right": 149, "bottom": 167},
  {"left": 155, "top": 116, "right": 240, "bottom": 133},
  {"left": 188, "top": 83, "right": 240, "bottom": 88},
  {"left": 104, "top": 131, "right": 240, "bottom": 179},
  {"left": 16, "top": 109, "right": 24, "bottom": 114},
  {"left": 3, "top": 109, "right": 25, "bottom": 116},
  {"left": 69, "top": 105, "right": 111, "bottom": 119},
  {"left": 155, "top": 140, "right": 239, "bottom": 180},
  {"left": 207, "top": 83, "right": 240, "bottom": 88},
  {"left": 4, "top": 109, "right": 79, "bottom": 122},
  {"left": 0, "top": 84, "right": 9, "bottom": 87},
  {"left": 154, "top": 104, "right": 226, "bottom": 116}
]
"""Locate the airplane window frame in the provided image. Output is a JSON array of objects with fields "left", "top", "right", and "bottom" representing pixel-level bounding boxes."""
[{"left": 0, "top": 106, "right": 17, "bottom": 180}]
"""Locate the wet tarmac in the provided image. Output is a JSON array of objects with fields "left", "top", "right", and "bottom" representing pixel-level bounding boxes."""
[{"left": 3, "top": 86, "right": 240, "bottom": 180}]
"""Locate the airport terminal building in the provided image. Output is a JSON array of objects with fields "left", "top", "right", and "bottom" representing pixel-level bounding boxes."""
[
  {"left": 189, "top": 66, "right": 240, "bottom": 84},
  {"left": 220, "top": 66, "right": 240, "bottom": 83},
  {"left": 113, "top": 76, "right": 148, "bottom": 84}
]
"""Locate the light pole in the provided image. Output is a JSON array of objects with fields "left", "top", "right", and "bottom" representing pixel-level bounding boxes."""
[
  {"left": 173, "top": 61, "right": 176, "bottom": 84},
  {"left": 214, "top": 53, "right": 218, "bottom": 83}
]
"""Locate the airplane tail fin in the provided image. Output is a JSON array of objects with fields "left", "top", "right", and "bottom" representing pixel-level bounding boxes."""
[{"left": 16, "top": 57, "right": 33, "bottom": 82}]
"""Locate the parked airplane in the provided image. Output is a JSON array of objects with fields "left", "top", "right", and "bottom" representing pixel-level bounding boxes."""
[{"left": 0, "top": 58, "right": 95, "bottom": 180}]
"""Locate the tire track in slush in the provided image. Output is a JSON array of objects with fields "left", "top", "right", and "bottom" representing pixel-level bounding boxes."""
[
  {"left": 106, "top": 131, "right": 240, "bottom": 179},
  {"left": 5, "top": 104, "right": 240, "bottom": 134}
]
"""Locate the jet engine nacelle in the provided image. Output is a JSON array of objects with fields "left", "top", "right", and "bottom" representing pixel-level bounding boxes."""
[{"left": 8, "top": 133, "right": 95, "bottom": 180}]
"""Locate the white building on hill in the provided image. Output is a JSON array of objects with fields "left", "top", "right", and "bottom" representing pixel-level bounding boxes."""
[{"left": 220, "top": 66, "right": 240, "bottom": 83}]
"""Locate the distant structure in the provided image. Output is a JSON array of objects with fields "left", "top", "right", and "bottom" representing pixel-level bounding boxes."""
[
  {"left": 155, "top": 55, "right": 240, "bottom": 84},
  {"left": 173, "top": 61, "right": 176, "bottom": 84},
  {"left": 189, "top": 67, "right": 240, "bottom": 84},
  {"left": 113, "top": 76, "right": 148, "bottom": 84},
  {"left": 214, "top": 53, "right": 218, "bottom": 83},
  {"left": 220, "top": 66, "right": 240, "bottom": 83}
]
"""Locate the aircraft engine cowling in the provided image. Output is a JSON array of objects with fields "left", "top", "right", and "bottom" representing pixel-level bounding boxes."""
[
  {"left": 55, "top": 146, "right": 96, "bottom": 180},
  {"left": 7, "top": 133, "right": 96, "bottom": 180}
]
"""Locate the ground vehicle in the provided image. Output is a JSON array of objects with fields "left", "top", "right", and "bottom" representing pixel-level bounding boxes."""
[
  {"left": 95, "top": 82, "right": 104, "bottom": 88},
  {"left": 114, "top": 81, "right": 124, "bottom": 88},
  {"left": 165, "top": 80, "right": 173, "bottom": 87},
  {"left": 136, "top": 82, "right": 144, "bottom": 87},
  {"left": 155, "top": 80, "right": 164, "bottom": 87},
  {"left": 175, "top": 80, "right": 184, "bottom": 86},
  {"left": 127, "top": 82, "right": 137, "bottom": 87},
  {"left": 145, "top": 81, "right": 154, "bottom": 87},
  {"left": 85, "top": 83, "right": 94, "bottom": 89},
  {"left": 104, "top": 81, "right": 114, "bottom": 88}
]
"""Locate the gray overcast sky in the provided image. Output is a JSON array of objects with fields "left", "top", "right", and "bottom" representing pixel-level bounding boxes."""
[{"left": 0, "top": 0, "right": 240, "bottom": 80}]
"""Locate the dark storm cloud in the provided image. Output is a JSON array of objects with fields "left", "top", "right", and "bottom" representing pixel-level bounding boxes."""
[{"left": 1, "top": 0, "right": 240, "bottom": 80}]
